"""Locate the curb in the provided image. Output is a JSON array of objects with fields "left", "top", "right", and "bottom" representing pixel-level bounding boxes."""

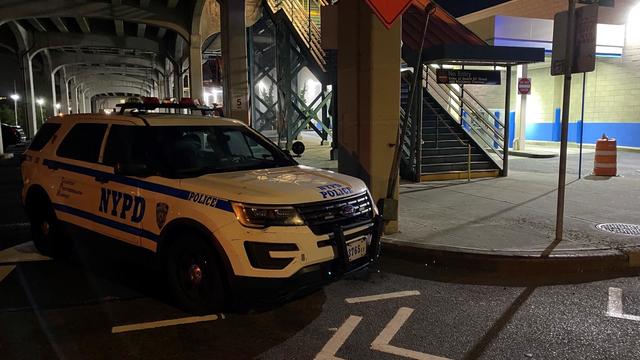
[
  {"left": 508, "top": 150, "right": 557, "bottom": 159},
  {"left": 381, "top": 239, "right": 640, "bottom": 274}
]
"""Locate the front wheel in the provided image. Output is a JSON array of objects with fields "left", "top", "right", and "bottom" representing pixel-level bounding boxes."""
[{"left": 165, "top": 233, "right": 226, "bottom": 314}]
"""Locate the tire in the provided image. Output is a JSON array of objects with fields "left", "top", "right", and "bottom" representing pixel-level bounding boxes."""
[
  {"left": 28, "top": 199, "right": 63, "bottom": 257},
  {"left": 165, "top": 232, "right": 225, "bottom": 314}
]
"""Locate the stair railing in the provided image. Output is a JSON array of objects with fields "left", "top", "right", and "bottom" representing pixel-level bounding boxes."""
[
  {"left": 267, "top": 0, "right": 328, "bottom": 71},
  {"left": 425, "top": 65, "right": 505, "bottom": 170}
]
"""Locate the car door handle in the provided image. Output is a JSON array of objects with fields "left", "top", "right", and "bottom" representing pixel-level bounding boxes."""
[{"left": 94, "top": 176, "right": 109, "bottom": 184}]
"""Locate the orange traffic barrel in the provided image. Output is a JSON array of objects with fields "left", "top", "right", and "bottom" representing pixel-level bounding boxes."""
[{"left": 594, "top": 134, "right": 617, "bottom": 176}]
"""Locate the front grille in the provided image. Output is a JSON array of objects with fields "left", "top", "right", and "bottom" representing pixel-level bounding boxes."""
[{"left": 297, "top": 192, "right": 374, "bottom": 235}]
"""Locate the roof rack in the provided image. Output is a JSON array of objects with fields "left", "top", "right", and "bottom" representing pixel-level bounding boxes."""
[{"left": 115, "top": 103, "right": 223, "bottom": 116}]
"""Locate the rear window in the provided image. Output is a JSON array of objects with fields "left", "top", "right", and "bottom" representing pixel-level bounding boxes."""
[
  {"left": 57, "top": 123, "right": 108, "bottom": 163},
  {"left": 28, "top": 123, "right": 61, "bottom": 151}
]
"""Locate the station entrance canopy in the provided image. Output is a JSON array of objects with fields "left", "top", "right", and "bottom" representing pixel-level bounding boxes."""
[{"left": 402, "top": 1, "right": 546, "bottom": 67}]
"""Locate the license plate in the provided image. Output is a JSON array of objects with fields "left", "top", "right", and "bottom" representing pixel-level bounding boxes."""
[{"left": 346, "top": 237, "right": 368, "bottom": 262}]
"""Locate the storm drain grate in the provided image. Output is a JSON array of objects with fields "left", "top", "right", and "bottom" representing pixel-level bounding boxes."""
[{"left": 596, "top": 223, "right": 640, "bottom": 236}]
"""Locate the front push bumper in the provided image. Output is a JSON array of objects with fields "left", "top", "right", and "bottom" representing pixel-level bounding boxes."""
[{"left": 229, "top": 215, "right": 384, "bottom": 305}]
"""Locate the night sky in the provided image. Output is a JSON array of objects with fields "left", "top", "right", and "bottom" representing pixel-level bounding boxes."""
[{"left": 435, "top": 0, "right": 510, "bottom": 17}]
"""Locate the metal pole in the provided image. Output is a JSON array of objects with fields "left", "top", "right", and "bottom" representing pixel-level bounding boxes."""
[
  {"left": 578, "top": 72, "right": 586, "bottom": 179},
  {"left": 468, "top": 144, "right": 471, "bottom": 182},
  {"left": 556, "top": 0, "right": 577, "bottom": 242},
  {"left": 386, "top": 4, "right": 435, "bottom": 199},
  {"left": 503, "top": 65, "right": 512, "bottom": 176}
]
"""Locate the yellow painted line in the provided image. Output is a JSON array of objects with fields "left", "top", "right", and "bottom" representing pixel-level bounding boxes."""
[
  {"left": 111, "top": 314, "right": 222, "bottom": 334},
  {"left": 0, "top": 265, "right": 16, "bottom": 283}
]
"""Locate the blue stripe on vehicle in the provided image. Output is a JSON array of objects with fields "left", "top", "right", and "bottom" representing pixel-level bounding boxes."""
[
  {"left": 52, "top": 203, "right": 160, "bottom": 242},
  {"left": 215, "top": 200, "right": 233, "bottom": 212},
  {"left": 43, "top": 159, "right": 234, "bottom": 212}
]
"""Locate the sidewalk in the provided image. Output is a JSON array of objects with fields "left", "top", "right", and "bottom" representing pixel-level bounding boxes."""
[{"left": 383, "top": 151, "right": 640, "bottom": 272}]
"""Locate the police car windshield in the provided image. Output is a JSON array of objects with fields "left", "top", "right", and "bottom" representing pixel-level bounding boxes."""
[{"left": 103, "top": 125, "right": 296, "bottom": 178}]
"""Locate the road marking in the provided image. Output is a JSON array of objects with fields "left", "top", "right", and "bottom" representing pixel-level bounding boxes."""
[
  {"left": 345, "top": 290, "right": 421, "bottom": 304},
  {"left": 607, "top": 287, "right": 640, "bottom": 321},
  {"left": 0, "top": 241, "right": 51, "bottom": 264},
  {"left": 314, "top": 315, "right": 362, "bottom": 360},
  {"left": 111, "top": 314, "right": 222, "bottom": 334},
  {"left": 371, "top": 307, "right": 449, "bottom": 360},
  {"left": 0, "top": 265, "right": 16, "bottom": 283}
]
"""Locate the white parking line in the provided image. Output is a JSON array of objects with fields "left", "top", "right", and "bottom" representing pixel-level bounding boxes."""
[
  {"left": 607, "top": 287, "right": 640, "bottom": 321},
  {"left": 0, "top": 241, "right": 51, "bottom": 264},
  {"left": 345, "top": 290, "right": 421, "bottom": 304},
  {"left": 0, "top": 265, "right": 16, "bottom": 283},
  {"left": 112, "top": 314, "right": 222, "bottom": 334},
  {"left": 314, "top": 315, "right": 362, "bottom": 360},
  {"left": 371, "top": 307, "right": 449, "bottom": 360}
]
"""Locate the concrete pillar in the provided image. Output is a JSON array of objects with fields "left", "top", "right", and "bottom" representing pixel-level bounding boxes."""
[
  {"left": 50, "top": 71, "right": 58, "bottom": 116},
  {"left": 81, "top": 89, "right": 86, "bottom": 113},
  {"left": 514, "top": 64, "right": 528, "bottom": 151},
  {"left": 69, "top": 81, "right": 78, "bottom": 114},
  {"left": 221, "top": 0, "right": 249, "bottom": 123},
  {"left": 189, "top": 34, "right": 204, "bottom": 102},
  {"left": 337, "top": 0, "right": 401, "bottom": 233},
  {"left": 23, "top": 55, "right": 37, "bottom": 137},
  {"left": 173, "top": 67, "right": 182, "bottom": 99},
  {"left": 59, "top": 74, "right": 69, "bottom": 115}
]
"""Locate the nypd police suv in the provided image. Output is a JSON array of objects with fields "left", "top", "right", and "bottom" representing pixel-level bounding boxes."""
[{"left": 21, "top": 100, "right": 382, "bottom": 313}]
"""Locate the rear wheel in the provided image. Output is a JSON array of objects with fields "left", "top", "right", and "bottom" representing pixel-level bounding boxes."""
[
  {"left": 28, "top": 199, "right": 63, "bottom": 257},
  {"left": 165, "top": 232, "right": 225, "bottom": 314}
]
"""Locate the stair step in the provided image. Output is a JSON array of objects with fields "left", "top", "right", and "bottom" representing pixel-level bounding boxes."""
[
  {"left": 421, "top": 161, "right": 497, "bottom": 173},
  {"left": 421, "top": 154, "right": 487, "bottom": 164},
  {"left": 421, "top": 133, "right": 467, "bottom": 141},
  {"left": 420, "top": 169, "right": 500, "bottom": 182},
  {"left": 422, "top": 139, "right": 470, "bottom": 147},
  {"left": 422, "top": 147, "right": 484, "bottom": 156}
]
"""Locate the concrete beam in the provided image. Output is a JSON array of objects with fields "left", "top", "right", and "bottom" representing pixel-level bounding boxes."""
[
  {"left": 76, "top": 17, "right": 91, "bottom": 33},
  {"left": 72, "top": 74, "right": 154, "bottom": 90},
  {"left": 27, "top": 18, "right": 47, "bottom": 32},
  {"left": 66, "top": 67, "right": 159, "bottom": 81},
  {"left": 51, "top": 52, "right": 164, "bottom": 75},
  {"left": 51, "top": 17, "right": 69, "bottom": 33},
  {"left": 140, "top": 0, "right": 150, "bottom": 8},
  {"left": 0, "top": 0, "right": 190, "bottom": 40},
  {"left": 30, "top": 32, "right": 165, "bottom": 57}
]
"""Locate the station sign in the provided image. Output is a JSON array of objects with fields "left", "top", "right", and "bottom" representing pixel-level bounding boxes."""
[
  {"left": 364, "top": 0, "right": 413, "bottom": 29},
  {"left": 435, "top": 69, "right": 502, "bottom": 85},
  {"left": 518, "top": 78, "right": 532, "bottom": 95}
]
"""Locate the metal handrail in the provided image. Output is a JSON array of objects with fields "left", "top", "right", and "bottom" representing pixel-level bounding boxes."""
[
  {"left": 426, "top": 69, "right": 504, "bottom": 140},
  {"left": 424, "top": 72, "right": 504, "bottom": 163},
  {"left": 427, "top": 66, "right": 504, "bottom": 127},
  {"left": 426, "top": 80, "right": 504, "bottom": 145}
]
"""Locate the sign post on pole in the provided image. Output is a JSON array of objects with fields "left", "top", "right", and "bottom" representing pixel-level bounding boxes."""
[
  {"left": 518, "top": 78, "right": 532, "bottom": 95},
  {"left": 551, "top": 1, "right": 598, "bottom": 242}
]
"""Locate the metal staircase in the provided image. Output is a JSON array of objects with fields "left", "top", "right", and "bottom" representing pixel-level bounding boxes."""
[{"left": 399, "top": 66, "right": 503, "bottom": 181}]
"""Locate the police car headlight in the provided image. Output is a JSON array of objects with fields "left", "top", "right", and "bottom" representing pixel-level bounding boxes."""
[{"left": 232, "top": 203, "right": 305, "bottom": 228}]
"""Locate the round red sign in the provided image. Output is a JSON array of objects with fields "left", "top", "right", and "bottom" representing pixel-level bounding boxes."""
[{"left": 518, "top": 78, "right": 531, "bottom": 95}]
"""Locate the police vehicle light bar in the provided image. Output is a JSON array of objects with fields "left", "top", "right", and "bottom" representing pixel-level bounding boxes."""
[{"left": 116, "top": 97, "right": 223, "bottom": 116}]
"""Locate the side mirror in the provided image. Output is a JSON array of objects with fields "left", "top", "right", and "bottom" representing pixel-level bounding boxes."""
[
  {"left": 291, "top": 140, "right": 305, "bottom": 157},
  {"left": 114, "top": 163, "right": 154, "bottom": 178}
]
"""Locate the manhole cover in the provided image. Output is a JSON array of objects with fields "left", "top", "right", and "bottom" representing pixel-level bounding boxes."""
[{"left": 596, "top": 223, "right": 640, "bottom": 236}]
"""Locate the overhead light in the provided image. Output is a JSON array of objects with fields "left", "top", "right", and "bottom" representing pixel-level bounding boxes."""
[
  {"left": 36, "top": 98, "right": 45, "bottom": 106},
  {"left": 10, "top": 94, "right": 19, "bottom": 101},
  {"left": 55, "top": 103, "right": 61, "bottom": 109}
]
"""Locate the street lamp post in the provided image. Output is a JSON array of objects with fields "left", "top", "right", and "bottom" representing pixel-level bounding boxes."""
[
  {"left": 10, "top": 94, "right": 19, "bottom": 125},
  {"left": 55, "top": 103, "right": 61, "bottom": 116},
  {"left": 36, "top": 98, "right": 45, "bottom": 125}
]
